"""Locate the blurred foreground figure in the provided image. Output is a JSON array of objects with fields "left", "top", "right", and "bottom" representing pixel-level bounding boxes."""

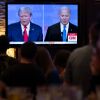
[
  {"left": 65, "top": 19, "right": 100, "bottom": 98},
  {"left": 0, "top": 42, "right": 45, "bottom": 100},
  {"left": 0, "top": 35, "right": 17, "bottom": 98},
  {"left": 0, "top": 35, "right": 17, "bottom": 76},
  {"left": 35, "top": 46, "right": 61, "bottom": 85}
]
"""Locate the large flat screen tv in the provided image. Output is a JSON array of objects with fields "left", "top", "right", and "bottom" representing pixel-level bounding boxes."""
[{"left": 6, "top": 3, "right": 78, "bottom": 46}]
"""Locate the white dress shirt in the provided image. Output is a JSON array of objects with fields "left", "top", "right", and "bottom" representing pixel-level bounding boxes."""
[
  {"left": 60, "top": 23, "right": 69, "bottom": 38},
  {"left": 21, "top": 23, "right": 30, "bottom": 36}
]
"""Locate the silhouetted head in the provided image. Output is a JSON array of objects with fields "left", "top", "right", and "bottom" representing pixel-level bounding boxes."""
[
  {"left": 53, "top": 49, "right": 70, "bottom": 69},
  {"left": 35, "top": 47, "right": 54, "bottom": 72},
  {"left": 89, "top": 19, "right": 100, "bottom": 59},
  {"left": 0, "top": 35, "right": 9, "bottom": 54},
  {"left": 89, "top": 19, "right": 100, "bottom": 49},
  {"left": 20, "top": 42, "right": 37, "bottom": 61}
]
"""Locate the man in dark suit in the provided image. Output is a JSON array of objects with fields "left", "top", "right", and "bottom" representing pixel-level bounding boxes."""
[
  {"left": 8, "top": 7, "right": 43, "bottom": 42},
  {"left": 45, "top": 6, "right": 78, "bottom": 41}
]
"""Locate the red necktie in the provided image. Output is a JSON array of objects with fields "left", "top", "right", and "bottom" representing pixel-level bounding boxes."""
[{"left": 23, "top": 26, "right": 28, "bottom": 42}]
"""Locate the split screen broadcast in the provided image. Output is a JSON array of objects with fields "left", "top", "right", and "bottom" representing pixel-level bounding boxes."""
[{"left": 7, "top": 4, "right": 78, "bottom": 45}]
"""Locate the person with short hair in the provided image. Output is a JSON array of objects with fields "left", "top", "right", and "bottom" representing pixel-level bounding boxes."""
[
  {"left": 0, "top": 42, "right": 45, "bottom": 99},
  {"left": 0, "top": 35, "right": 18, "bottom": 98},
  {"left": 45, "top": 6, "right": 78, "bottom": 41},
  {"left": 53, "top": 49, "right": 70, "bottom": 83},
  {"left": 0, "top": 35, "right": 17, "bottom": 76},
  {"left": 8, "top": 7, "right": 43, "bottom": 42},
  {"left": 35, "top": 46, "right": 61, "bottom": 85}
]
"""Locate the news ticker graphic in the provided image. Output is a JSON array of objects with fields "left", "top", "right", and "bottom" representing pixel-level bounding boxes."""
[
  {"left": 9, "top": 33, "right": 77, "bottom": 45},
  {"left": 10, "top": 41, "right": 77, "bottom": 45}
]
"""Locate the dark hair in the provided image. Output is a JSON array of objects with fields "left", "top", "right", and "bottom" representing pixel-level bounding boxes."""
[
  {"left": 35, "top": 46, "right": 55, "bottom": 72},
  {"left": 89, "top": 20, "right": 100, "bottom": 47},
  {"left": 53, "top": 50, "right": 70, "bottom": 68},
  {"left": 0, "top": 35, "right": 9, "bottom": 54},
  {"left": 20, "top": 42, "right": 37, "bottom": 60}
]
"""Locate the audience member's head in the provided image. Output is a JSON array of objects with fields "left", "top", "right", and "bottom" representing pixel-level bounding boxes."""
[
  {"left": 89, "top": 19, "right": 100, "bottom": 49},
  {"left": 0, "top": 35, "right": 9, "bottom": 54},
  {"left": 89, "top": 19, "right": 100, "bottom": 74},
  {"left": 35, "top": 46, "right": 54, "bottom": 73},
  {"left": 35, "top": 47, "right": 61, "bottom": 84},
  {"left": 53, "top": 49, "right": 70, "bottom": 81},
  {"left": 53, "top": 49, "right": 70, "bottom": 71},
  {"left": 89, "top": 19, "right": 100, "bottom": 59},
  {"left": 20, "top": 42, "right": 37, "bottom": 61}
]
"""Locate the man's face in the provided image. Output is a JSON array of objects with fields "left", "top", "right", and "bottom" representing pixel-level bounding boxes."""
[
  {"left": 59, "top": 8, "right": 70, "bottom": 25},
  {"left": 19, "top": 11, "right": 31, "bottom": 26}
]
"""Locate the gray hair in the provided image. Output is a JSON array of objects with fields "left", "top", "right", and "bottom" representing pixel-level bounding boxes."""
[
  {"left": 59, "top": 6, "right": 71, "bottom": 14},
  {"left": 18, "top": 7, "right": 32, "bottom": 16}
]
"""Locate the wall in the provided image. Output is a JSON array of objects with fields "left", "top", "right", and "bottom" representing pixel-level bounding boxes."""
[{"left": 0, "top": 1, "right": 5, "bottom": 35}]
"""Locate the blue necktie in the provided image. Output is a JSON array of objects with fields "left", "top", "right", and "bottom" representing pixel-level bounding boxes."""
[{"left": 63, "top": 25, "right": 66, "bottom": 41}]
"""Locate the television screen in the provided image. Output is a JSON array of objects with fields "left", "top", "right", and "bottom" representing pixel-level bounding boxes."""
[{"left": 6, "top": 3, "right": 78, "bottom": 45}]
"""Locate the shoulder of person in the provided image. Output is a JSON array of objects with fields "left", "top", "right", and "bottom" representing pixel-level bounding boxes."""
[
  {"left": 6, "top": 56, "right": 17, "bottom": 62},
  {"left": 30, "top": 22, "right": 42, "bottom": 29},
  {"left": 2, "top": 56, "right": 18, "bottom": 69},
  {"left": 72, "top": 45, "right": 91, "bottom": 54},
  {"left": 69, "top": 22, "right": 77, "bottom": 28},
  {"left": 0, "top": 55, "right": 17, "bottom": 75},
  {"left": 48, "top": 22, "right": 60, "bottom": 29},
  {"left": 69, "top": 45, "right": 92, "bottom": 61},
  {"left": 8, "top": 22, "right": 20, "bottom": 27}
]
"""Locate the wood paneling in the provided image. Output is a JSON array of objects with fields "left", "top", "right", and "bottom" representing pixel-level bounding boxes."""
[{"left": 0, "top": 2, "right": 5, "bottom": 35}]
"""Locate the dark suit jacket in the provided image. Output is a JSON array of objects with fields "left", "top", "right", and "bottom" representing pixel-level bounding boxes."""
[
  {"left": 45, "top": 22, "right": 78, "bottom": 41},
  {"left": 8, "top": 22, "right": 43, "bottom": 42}
]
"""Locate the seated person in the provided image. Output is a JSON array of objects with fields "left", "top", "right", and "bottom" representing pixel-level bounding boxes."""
[
  {"left": 53, "top": 49, "right": 70, "bottom": 83},
  {"left": 0, "top": 42, "right": 45, "bottom": 99},
  {"left": 64, "top": 19, "right": 100, "bottom": 98},
  {"left": 0, "top": 35, "right": 18, "bottom": 76},
  {"left": 35, "top": 47, "right": 61, "bottom": 85}
]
